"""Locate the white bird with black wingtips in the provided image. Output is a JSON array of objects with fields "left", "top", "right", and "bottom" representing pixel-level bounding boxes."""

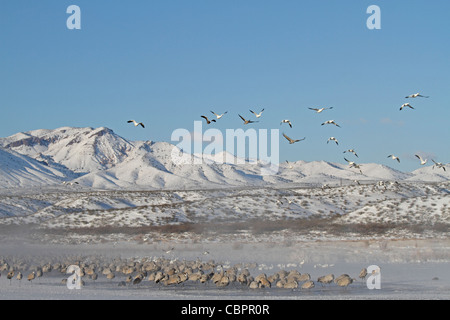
[
  {"left": 327, "top": 137, "right": 339, "bottom": 145},
  {"left": 431, "top": 159, "right": 446, "bottom": 171},
  {"left": 344, "top": 158, "right": 363, "bottom": 174},
  {"left": 400, "top": 103, "right": 414, "bottom": 111},
  {"left": 405, "top": 93, "right": 429, "bottom": 99},
  {"left": 210, "top": 110, "right": 228, "bottom": 119},
  {"left": 321, "top": 120, "right": 341, "bottom": 128},
  {"left": 343, "top": 149, "right": 358, "bottom": 158},
  {"left": 250, "top": 108, "right": 265, "bottom": 118},
  {"left": 285, "top": 160, "right": 293, "bottom": 169},
  {"left": 280, "top": 119, "right": 293, "bottom": 128},
  {"left": 388, "top": 155, "right": 400, "bottom": 163},
  {"left": 415, "top": 154, "right": 428, "bottom": 165},
  {"left": 127, "top": 120, "right": 145, "bottom": 128},
  {"left": 309, "top": 107, "right": 333, "bottom": 113}
]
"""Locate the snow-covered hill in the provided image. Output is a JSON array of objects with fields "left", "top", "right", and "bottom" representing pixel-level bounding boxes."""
[
  {"left": 0, "top": 127, "right": 134, "bottom": 173},
  {"left": 0, "top": 148, "right": 66, "bottom": 188},
  {"left": 409, "top": 166, "right": 450, "bottom": 182},
  {"left": 0, "top": 127, "right": 448, "bottom": 189}
]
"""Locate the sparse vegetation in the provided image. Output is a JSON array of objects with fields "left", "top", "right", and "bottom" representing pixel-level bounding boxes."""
[{"left": 0, "top": 182, "right": 449, "bottom": 244}]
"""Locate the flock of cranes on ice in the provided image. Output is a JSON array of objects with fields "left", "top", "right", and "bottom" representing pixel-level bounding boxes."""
[{"left": 0, "top": 256, "right": 378, "bottom": 291}]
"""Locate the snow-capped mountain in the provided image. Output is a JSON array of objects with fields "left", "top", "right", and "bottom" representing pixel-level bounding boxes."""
[
  {"left": 0, "top": 127, "right": 134, "bottom": 173},
  {"left": 0, "top": 147, "right": 66, "bottom": 188},
  {"left": 0, "top": 127, "right": 448, "bottom": 189}
]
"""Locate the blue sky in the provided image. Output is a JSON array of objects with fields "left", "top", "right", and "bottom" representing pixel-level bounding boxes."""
[{"left": 1, "top": 0, "right": 449, "bottom": 172}]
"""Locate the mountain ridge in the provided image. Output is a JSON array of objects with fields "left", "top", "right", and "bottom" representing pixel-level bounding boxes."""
[{"left": 0, "top": 126, "right": 448, "bottom": 189}]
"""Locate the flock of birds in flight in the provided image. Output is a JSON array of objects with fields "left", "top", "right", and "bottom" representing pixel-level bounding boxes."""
[{"left": 127, "top": 92, "right": 447, "bottom": 173}]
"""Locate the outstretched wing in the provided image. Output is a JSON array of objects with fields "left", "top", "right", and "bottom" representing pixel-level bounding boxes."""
[{"left": 282, "top": 133, "right": 292, "bottom": 142}]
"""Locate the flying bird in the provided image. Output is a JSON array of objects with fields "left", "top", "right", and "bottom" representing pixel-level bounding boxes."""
[
  {"left": 344, "top": 158, "right": 363, "bottom": 174},
  {"left": 280, "top": 119, "right": 293, "bottom": 128},
  {"left": 344, "top": 158, "right": 357, "bottom": 167},
  {"left": 210, "top": 110, "right": 228, "bottom": 119},
  {"left": 415, "top": 154, "right": 428, "bottom": 165},
  {"left": 250, "top": 108, "right": 265, "bottom": 118},
  {"left": 343, "top": 149, "right": 358, "bottom": 158},
  {"left": 388, "top": 155, "right": 400, "bottom": 163},
  {"left": 201, "top": 115, "right": 216, "bottom": 124},
  {"left": 127, "top": 120, "right": 145, "bottom": 128},
  {"left": 321, "top": 120, "right": 341, "bottom": 128},
  {"left": 405, "top": 93, "right": 429, "bottom": 98},
  {"left": 327, "top": 137, "right": 339, "bottom": 145},
  {"left": 309, "top": 107, "right": 333, "bottom": 113},
  {"left": 239, "top": 114, "right": 258, "bottom": 125},
  {"left": 431, "top": 159, "right": 446, "bottom": 171},
  {"left": 285, "top": 160, "right": 293, "bottom": 169},
  {"left": 400, "top": 103, "right": 414, "bottom": 111},
  {"left": 283, "top": 133, "right": 305, "bottom": 144}
]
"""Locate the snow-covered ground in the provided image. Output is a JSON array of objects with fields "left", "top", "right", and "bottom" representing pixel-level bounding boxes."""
[
  {"left": 0, "top": 182, "right": 448, "bottom": 238},
  {"left": 0, "top": 127, "right": 449, "bottom": 300},
  {"left": 0, "top": 182, "right": 449, "bottom": 300}
]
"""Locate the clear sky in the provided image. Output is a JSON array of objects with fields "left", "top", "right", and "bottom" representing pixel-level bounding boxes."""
[{"left": 1, "top": 0, "right": 449, "bottom": 172}]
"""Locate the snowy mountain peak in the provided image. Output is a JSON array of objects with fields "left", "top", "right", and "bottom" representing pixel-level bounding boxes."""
[
  {"left": 0, "top": 127, "right": 448, "bottom": 189},
  {"left": 0, "top": 127, "right": 134, "bottom": 173}
]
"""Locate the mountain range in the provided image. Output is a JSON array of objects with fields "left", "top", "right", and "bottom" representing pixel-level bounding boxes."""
[{"left": 0, "top": 127, "right": 448, "bottom": 189}]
